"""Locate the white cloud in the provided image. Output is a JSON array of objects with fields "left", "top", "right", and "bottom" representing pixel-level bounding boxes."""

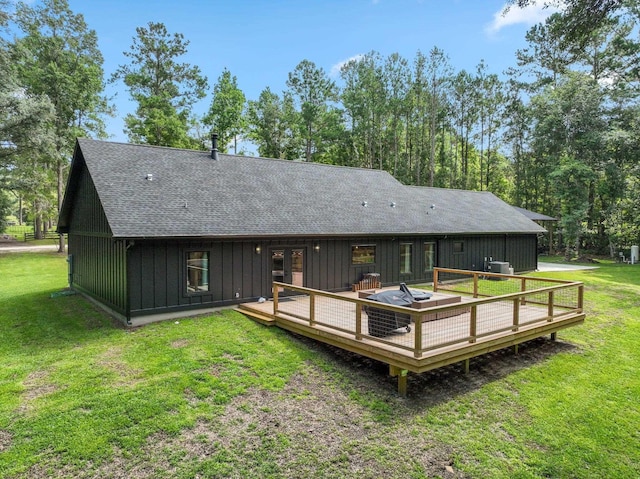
[
  {"left": 330, "top": 54, "right": 365, "bottom": 78},
  {"left": 485, "top": 1, "right": 560, "bottom": 35}
]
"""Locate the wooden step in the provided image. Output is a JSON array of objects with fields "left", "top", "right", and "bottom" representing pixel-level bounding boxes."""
[{"left": 236, "top": 305, "right": 276, "bottom": 326}]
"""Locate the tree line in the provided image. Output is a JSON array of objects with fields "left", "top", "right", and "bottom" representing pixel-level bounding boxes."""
[{"left": 1, "top": 0, "right": 639, "bottom": 258}]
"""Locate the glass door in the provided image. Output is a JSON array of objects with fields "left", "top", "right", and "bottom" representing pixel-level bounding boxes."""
[{"left": 271, "top": 247, "right": 305, "bottom": 295}]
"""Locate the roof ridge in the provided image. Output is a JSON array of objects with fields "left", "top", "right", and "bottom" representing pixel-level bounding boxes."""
[
  {"left": 79, "top": 138, "right": 401, "bottom": 179},
  {"left": 221, "top": 152, "right": 400, "bottom": 175},
  {"left": 405, "top": 185, "right": 496, "bottom": 194},
  {"left": 77, "top": 137, "right": 209, "bottom": 155}
]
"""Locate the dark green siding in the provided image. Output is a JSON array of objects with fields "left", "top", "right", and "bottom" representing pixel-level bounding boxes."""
[
  {"left": 126, "top": 234, "right": 538, "bottom": 318},
  {"left": 68, "top": 235, "right": 127, "bottom": 315},
  {"left": 67, "top": 166, "right": 127, "bottom": 315},
  {"left": 67, "top": 167, "right": 110, "bottom": 235},
  {"left": 437, "top": 235, "right": 536, "bottom": 273}
]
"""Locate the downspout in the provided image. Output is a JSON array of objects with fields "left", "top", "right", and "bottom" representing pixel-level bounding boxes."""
[
  {"left": 504, "top": 234, "right": 508, "bottom": 266},
  {"left": 125, "top": 239, "right": 135, "bottom": 326}
]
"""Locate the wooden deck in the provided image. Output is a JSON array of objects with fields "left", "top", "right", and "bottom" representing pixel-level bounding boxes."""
[{"left": 238, "top": 269, "right": 585, "bottom": 395}]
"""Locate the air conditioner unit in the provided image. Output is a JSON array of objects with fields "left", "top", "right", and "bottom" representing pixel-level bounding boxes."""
[{"left": 489, "top": 261, "right": 510, "bottom": 274}]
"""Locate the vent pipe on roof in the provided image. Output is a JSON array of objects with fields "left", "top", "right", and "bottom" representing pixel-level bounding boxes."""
[{"left": 211, "top": 133, "right": 219, "bottom": 160}]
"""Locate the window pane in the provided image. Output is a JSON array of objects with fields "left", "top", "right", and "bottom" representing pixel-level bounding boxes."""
[
  {"left": 187, "top": 251, "right": 209, "bottom": 292},
  {"left": 423, "top": 242, "right": 435, "bottom": 272},
  {"left": 453, "top": 241, "right": 464, "bottom": 253},
  {"left": 352, "top": 245, "right": 375, "bottom": 264},
  {"left": 400, "top": 243, "right": 412, "bottom": 274}
]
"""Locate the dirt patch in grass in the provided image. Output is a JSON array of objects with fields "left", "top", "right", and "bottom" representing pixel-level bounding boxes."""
[
  {"left": 18, "top": 370, "right": 59, "bottom": 413},
  {"left": 0, "top": 430, "right": 12, "bottom": 452},
  {"left": 18, "top": 334, "right": 579, "bottom": 478},
  {"left": 69, "top": 362, "right": 466, "bottom": 479},
  {"left": 97, "top": 347, "right": 144, "bottom": 387},
  {"left": 170, "top": 338, "right": 190, "bottom": 348}
]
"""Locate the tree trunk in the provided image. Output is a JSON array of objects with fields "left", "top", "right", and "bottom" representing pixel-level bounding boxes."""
[
  {"left": 57, "top": 159, "right": 66, "bottom": 253},
  {"left": 35, "top": 210, "right": 43, "bottom": 240}
]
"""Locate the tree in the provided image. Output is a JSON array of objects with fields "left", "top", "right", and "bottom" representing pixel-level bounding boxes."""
[
  {"left": 13, "top": 0, "right": 107, "bottom": 249},
  {"left": 0, "top": 1, "right": 54, "bottom": 170},
  {"left": 450, "top": 69, "right": 478, "bottom": 189},
  {"left": 383, "top": 53, "right": 411, "bottom": 178},
  {"left": 407, "top": 51, "right": 428, "bottom": 185},
  {"left": 503, "top": 78, "right": 535, "bottom": 209},
  {"left": 112, "top": 22, "right": 208, "bottom": 148},
  {"left": 516, "top": 13, "right": 574, "bottom": 89},
  {"left": 246, "top": 87, "right": 301, "bottom": 159},
  {"left": 551, "top": 154, "right": 596, "bottom": 259},
  {"left": 286, "top": 60, "right": 338, "bottom": 162},
  {"left": 204, "top": 69, "right": 246, "bottom": 154},
  {"left": 0, "top": 190, "right": 9, "bottom": 233},
  {"left": 425, "top": 47, "right": 452, "bottom": 187},
  {"left": 340, "top": 52, "right": 387, "bottom": 169},
  {"left": 505, "top": 0, "right": 623, "bottom": 45}
]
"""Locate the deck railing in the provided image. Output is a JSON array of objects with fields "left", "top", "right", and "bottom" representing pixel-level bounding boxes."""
[
  {"left": 433, "top": 267, "right": 582, "bottom": 301},
  {"left": 271, "top": 271, "right": 583, "bottom": 359}
]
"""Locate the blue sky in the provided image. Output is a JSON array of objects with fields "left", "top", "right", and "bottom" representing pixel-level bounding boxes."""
[{"left": 67, "top": 0, "right": 556, "bottom": 145}]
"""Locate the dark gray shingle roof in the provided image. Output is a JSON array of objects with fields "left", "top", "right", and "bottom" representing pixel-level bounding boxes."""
[
  {"left": 512, "top": 206, "right": 557, "bottom": 222},
  {"left": 60, "top": 139, "right": 545, "bottom": 238}
]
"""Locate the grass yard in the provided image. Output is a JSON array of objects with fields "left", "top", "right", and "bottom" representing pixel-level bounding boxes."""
[{"left": 0, "top": 253, "right": 638, "bottom": 478}]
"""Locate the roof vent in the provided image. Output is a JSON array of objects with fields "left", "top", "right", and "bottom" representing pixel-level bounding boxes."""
[
  {"left": 211, "top": 133, "right": 219, "bottom": 160},
  {"left": 145, "top": 173, "right": 153, "bottom": 181},
  {"left": 390, "top": 201, "right": 396, "bottom": 208},
  {"left": 362, "top": 201, "right": 368, "bottom": 207}
]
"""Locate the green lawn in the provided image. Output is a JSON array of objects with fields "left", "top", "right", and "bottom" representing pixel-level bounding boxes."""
[{"left": 0, "top": 253, "right": 638, "bottom": 478}]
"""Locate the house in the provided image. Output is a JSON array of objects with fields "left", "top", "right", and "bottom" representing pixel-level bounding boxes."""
[
  {"left": 58, "top": 138, "right": 546, "bottom": 326},
  {"left": 512, "top": 205, "right": 558, "bottom": 255}
]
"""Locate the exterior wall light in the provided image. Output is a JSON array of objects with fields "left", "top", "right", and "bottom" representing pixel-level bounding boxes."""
[
  {"left": 255, "top": 245, "right": 261, "bottom": 254},
  {"left": 314, "top": 243, "right": 320, "bottom": 252}
]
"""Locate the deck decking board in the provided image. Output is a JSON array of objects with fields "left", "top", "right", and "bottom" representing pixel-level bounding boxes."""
[{"left": 237, "top": 279, "right": 584, "bottom": 395}]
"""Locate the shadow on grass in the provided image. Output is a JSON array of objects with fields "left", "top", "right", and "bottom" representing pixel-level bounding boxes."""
[
  {"left": 285, "top": 331, "right": 578, "bottom": 409},
  {"left": 0, "top": 290, "right": 122, "bottom": 353}
]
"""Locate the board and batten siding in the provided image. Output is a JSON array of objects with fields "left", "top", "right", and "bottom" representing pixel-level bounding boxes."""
[
  {"left": 437, "top": 235, "right": 537, "bottom": 273},
  {"left": 66, "top": 165, "right": 127, "bottom": 315},
  {"left": 128, "top": 237, "right": 436, "bottom": 318},
  {"left": 125, "top": 234, "right": 539, "bottom": 319}
]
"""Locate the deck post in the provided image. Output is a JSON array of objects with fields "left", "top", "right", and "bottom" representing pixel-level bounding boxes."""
[
  {"left": 551, "top": 332, "right": 557, "bottom": 341},
  {"left": 547, "top": 291, "right": 554, "bottom": 321},
  {"left": 398, "top": 373, "right": 408, "bottom": 397},
  {"left": 521, "top": 277, "right": 527, "bottom": 305},
  {"left": 464, "top": 358, "right": 470, "bottom": 374},
  {"left": 512, "top": 298, "right": 520, "bottom": 331},
  {"left": 309, "top": 293, "right": 316, "bottom": 326},
  {"left": 413, "top": 313, "right": 422, "bottom": 358},
  {"left": 578, "top": 285, "right": 584, "bottom": 311},
  {"left": 514, "top": 343, "right": 519, "bottom": 355},
  {"left": 473, "top": 273, "right": 479, "bottom": 298},
  {"left": 469, "top": 305, "right": 477, "bottom": 343},
  {"left": 390, "top": 365, "right": 408, "bottom": 397},
  {"left": 433, "top": 269, "right": 439, "bottom": 292},
  {"left": 355, "top": 303, "right": 362, "bottom": 340},
  {"left": 273, "top": 285, "right": 279, "bottom": 315}
]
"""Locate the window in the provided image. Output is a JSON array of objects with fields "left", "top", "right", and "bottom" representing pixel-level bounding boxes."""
[
  {"left": 352, "top": 244, "right": 376, "bottom": 265},
  {"left": 423, "top": 242, "right": 435, "bottom": 272},
  {"left": 400, "top": 243, "right": 412, "bottom": 274},
  {"left": 186, "top": 251, "right": 209, "bottom": 292},
  {"left": 453, "top": 241, "right": 464, "bottom": 254}
]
